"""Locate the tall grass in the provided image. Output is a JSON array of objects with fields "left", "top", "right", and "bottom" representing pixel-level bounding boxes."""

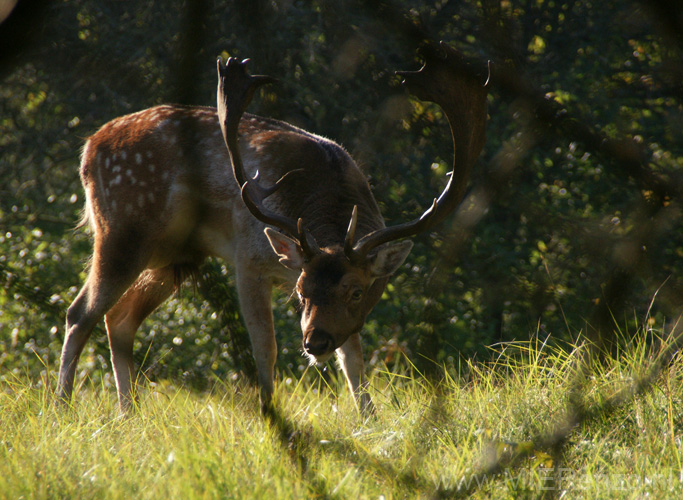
[{"left": 1, "top": 333, "right": 681, "bottom": 499}]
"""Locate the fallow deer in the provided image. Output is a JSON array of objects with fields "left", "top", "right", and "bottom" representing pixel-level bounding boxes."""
[{"left": 57, "top": 43, "right": 489, "bottom": 413}]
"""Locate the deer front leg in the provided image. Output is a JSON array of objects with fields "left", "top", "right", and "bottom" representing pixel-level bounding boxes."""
[
  {"left": 337, "top": 332, "right": 374, "bottom": 414},
  {"left": 234, "top": 269, "right": 277, "bottom": 413}
]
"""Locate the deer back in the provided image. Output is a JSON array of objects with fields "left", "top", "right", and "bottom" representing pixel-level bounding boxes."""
[{"left": 79, "top": 104, "right": 384, "bottom": 277}]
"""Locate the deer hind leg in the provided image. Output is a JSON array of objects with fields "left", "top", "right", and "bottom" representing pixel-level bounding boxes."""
[
  {"left": 337, "top": 332, "right": 374, "bottom": 414},
  {"left": 234, "top": 269, "right": 276, "bottom": 413},
  {"left": 104, "top": 267, "right": 176, "bottom": 412},
  {"left": 57, "top": 240, "right": 148, "bottom": 406}
]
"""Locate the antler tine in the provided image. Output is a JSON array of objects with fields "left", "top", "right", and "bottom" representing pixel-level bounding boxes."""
[
  {"left": 252, "top": 168, "right": 304, "bottom": 199},
  {"left": 343, "top": 205, "right": 358, "bottom": 257},
  {"left": 239, "top": 181, "right": 296, "bottom": 237},
  {"left": 296, "top": 218, "right": 320, "bottom": 257},
  {"left": 349, "top": 42, "right": 490, "bottom": 262},
  {"left": 217, "top": 57, "right": 321, "bottom": 258}
]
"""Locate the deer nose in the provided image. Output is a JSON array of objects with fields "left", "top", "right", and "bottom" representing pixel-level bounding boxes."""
[{"left": 304, "top": 329, "right": 334, "bottom": 356}]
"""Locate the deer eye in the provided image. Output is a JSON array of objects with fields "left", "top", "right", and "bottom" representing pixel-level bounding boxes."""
[{"left": 350, "top": 288, "right": 363, "bottom": 302}]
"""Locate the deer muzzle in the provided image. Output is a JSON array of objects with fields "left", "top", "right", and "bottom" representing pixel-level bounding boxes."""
[{"left": 303, "top": 327, "right": 335, "bottom": 357}]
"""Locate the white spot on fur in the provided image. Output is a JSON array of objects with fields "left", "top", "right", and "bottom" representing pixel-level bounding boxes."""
[
  {"left": 105, "top": 157, "right": 110, "bottom": 168},
  {"left": 121, "top": 151, "right": 127, "bottom": 160},
  {"left": 148, "top": 164, "right": 155, "bottom": 172},
  {"left": 126, "top": 169, "right": 132, "bottom": 177},
  {"left": 112, "top": 165, "right": 121, "bottom": 173},
  {"left": 159, "top": 118, "right": 171, "bottom": 128},
  {"left": 146, "top": 151, "right": 153, "bottom": 159},
  {"left": 147, "top": 192, "right": 155, "bottom": 203},
  {"left": 135, "top": 153, "right": 142, "bottom": 164}
]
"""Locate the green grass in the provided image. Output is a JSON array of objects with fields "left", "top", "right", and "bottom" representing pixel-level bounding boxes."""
[{"left": 1, "top": 335, "right": 682, "bottom": 499}]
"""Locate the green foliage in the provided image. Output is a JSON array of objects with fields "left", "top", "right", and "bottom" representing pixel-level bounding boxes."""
[{"left": 1, "top": 0, "right": 682, "bottom": 385}]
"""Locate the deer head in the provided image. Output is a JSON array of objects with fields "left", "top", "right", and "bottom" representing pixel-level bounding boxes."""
[
  {"left": 217, "top": 44, "right": 489, "bottom": 363},
  {"left": 262, "top": 223, "right": 413, "bottom": 363}
]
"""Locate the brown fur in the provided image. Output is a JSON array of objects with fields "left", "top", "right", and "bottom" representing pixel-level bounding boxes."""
[{"left": 56, "top": 105, "right": 397, "bottom": 414}]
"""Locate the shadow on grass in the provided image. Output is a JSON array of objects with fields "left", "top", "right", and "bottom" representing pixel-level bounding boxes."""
[
  {"left": 259, "top": 325, "right": 682, "bottom": 500},
  {"left": 262, "top": 381, "right": 449, "bottom": 498}
]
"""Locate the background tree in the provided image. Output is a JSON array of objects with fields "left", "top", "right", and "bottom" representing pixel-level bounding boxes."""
[{"left": 1, "top": 0, "right": 681, "bottom": 389}]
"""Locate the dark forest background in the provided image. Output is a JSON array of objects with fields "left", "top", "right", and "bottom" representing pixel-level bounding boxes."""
[{"left": 1, "top": 0, "right": 682, "bottom": 390}]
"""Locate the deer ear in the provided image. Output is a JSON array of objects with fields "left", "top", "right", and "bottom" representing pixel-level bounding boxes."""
[
  {"left": 369, "top": 240, "right": 413, "bottom": 278},
  {"left": 264, "top": 228, "right": 305, "bottom": 270}
]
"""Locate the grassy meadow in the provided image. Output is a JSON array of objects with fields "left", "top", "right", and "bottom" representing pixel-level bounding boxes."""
[{"left": 1, "top": 334, "right": 682, "bottom": 499}]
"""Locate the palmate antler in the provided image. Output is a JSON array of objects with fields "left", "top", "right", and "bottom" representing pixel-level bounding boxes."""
[
  {"left": 216, "top": 57, "right": 321, "bottom": 258},
  {"left": 345, "top": 42, "right": 490, "bottom": 263},
  {"left": 217, "top": 43, "right": 490, "bottom": 263}
]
